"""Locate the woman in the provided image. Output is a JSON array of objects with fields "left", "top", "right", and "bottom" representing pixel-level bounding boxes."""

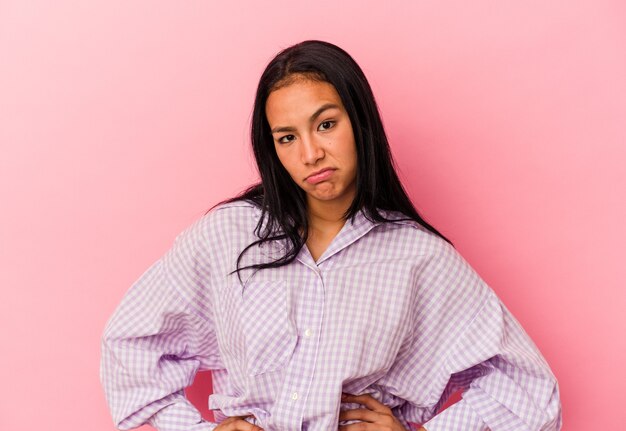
[{"left": 100, "top": 40, "right": 562, "bottom": 431}]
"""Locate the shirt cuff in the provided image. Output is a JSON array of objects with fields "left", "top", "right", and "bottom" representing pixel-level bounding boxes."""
[
  {"left": 422, "top": 399, "right": 488, "bottom": 431},
  {"left": 144, "top": 395, "right": 218, "bottom": 431}
]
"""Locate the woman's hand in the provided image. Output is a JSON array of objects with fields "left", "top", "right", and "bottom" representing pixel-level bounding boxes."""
[
  {"left": 338, "top": 393, "right": 408, "bottom": 431},
  {"left": 214, "top": 415, "right": 264, "bottom": 431}
]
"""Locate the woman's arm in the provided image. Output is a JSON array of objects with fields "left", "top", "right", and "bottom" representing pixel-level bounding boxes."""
[
  {"left": 420, "top": 288, "right": 562, "bottom": 431},
  {"left": 100, "top": 216, "right": 222, "bottom": 430},
  {"left": 391, "top": 235, "right": 562, "bottom": 431}
]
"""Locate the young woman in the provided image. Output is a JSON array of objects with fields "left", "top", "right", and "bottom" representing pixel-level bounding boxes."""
[{"left": 100, "top": 40, "right": 562, "bottom": 431}]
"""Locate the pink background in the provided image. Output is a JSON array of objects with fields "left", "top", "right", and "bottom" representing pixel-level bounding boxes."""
[{"left": 1, "top": 1, "right": 624, "bottom": 429}]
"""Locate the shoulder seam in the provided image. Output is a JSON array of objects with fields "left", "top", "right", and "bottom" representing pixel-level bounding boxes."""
[{"left": 212, "top": 201, "right": 258, "bottom": 212}]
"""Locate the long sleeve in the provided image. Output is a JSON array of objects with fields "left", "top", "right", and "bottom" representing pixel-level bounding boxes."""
[
  {"left": 422, "top": 287, "right": 562, "bottom": 431},
  {"left": 99, "top": 216, "right": 222, "bottom": 430}
]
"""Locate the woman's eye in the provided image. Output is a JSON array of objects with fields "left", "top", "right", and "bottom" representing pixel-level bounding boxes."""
[
  {"left": 319, "top": 120, "right": 335, "bottom": 131},
  {"left": 278, "top": 134, "right": 295, "bottom": 144},
  {"left": 277, "top": 121, "right": 334, "bottom": 143}
]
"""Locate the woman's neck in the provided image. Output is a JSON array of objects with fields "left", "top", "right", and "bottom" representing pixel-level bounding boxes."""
[
  {"left": 305, "top": 197, "right": 354, "bottom": 262},
  {"left": 306, "top": 195, "right": 353, "bottom": 234}
]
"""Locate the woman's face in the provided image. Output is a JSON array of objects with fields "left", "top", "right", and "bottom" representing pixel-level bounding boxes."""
[{"left": 265, "top": 78, "right": 357, "bottom": 210}]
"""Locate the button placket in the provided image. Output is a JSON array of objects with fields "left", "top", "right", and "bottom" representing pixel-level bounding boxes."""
[{"left": 274, "top": 267, "right": 325, "bottom": 429}]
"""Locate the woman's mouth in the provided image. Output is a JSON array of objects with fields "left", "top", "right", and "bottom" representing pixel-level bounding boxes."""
[{"left": 305, "top": 168, "right": 335, "bottom": 184}]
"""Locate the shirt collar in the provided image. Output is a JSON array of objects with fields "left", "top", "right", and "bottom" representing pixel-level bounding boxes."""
[
  {"left": 255, "top": 206, "right": 415, "bottom": 268},
  {"left": 297, "top": 208, "right": 412, "bottom": 267}
]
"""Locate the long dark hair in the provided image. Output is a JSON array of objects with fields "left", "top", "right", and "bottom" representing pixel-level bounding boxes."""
[{"left": 209, "top": 40, "right": 453, "bottom": 277}]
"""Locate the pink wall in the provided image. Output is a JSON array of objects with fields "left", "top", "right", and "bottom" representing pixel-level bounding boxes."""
[{"left": 1, "top": 1, "right": 624, "bottom": 429}]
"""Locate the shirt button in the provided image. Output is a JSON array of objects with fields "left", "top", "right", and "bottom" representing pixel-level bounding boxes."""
[
  {"left": 291, "top": 392, "right": 299, "bottom": 400},
  {"left": 304, "top": 328, "right": 313, "bottom": 337}
]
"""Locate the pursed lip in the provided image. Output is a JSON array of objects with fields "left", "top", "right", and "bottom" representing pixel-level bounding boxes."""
[{"left": 305, "top": 167, "right": 335, "bottom": 181}]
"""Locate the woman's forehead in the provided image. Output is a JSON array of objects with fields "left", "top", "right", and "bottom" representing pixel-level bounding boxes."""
[{"left": 266, "top": 80, "right": 343, "bottom": 119}]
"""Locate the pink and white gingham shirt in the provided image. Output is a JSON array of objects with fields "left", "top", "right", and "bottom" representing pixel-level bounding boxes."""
[{"left": 100, "top": 201, "right": 562, "bottom": 431}]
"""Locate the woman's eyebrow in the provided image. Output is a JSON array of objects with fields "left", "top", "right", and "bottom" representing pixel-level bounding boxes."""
[{"left": 271, "top": 103, "right": 340, "bottom": 134}]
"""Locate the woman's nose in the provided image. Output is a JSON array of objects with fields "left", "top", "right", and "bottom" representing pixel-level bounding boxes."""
[{"left": 301, "top": 135, "right": 324, "bottom": 165}]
